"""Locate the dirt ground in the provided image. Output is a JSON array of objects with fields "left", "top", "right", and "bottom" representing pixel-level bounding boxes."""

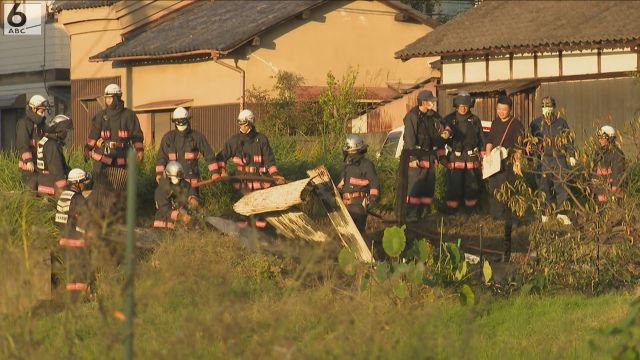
[{"left": 366, "top": 210, "right": 532, "bottom": 260}]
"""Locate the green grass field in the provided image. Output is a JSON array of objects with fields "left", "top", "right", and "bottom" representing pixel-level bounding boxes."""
[
  {"left": 1, "top": 232, "right": 635, "bottom": 359},
  {"left": 0, "top": 142, "right": 638, "bottom": 359}
]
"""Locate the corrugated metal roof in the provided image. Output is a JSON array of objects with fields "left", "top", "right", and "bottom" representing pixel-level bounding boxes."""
[{"left": 396, "top": 1, "right": 640, "bottom": 59}]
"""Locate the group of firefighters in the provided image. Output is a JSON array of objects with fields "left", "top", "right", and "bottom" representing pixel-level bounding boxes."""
[
  {"left": 15, "top": 83, "right": 626, "bottom": 295},
  {"left": 401, "top": 90, "right": 625, "bottom": 260}
]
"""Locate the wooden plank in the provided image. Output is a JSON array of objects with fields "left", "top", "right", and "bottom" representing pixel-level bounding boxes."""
[
  {"left": 233, "top": 178, "right": 312, "bottom": 216},
  {"left": 306, "top": 166, "right": 374, "bottom": 262},
  {"left": 265, "top": 211, "right": 328, "bottom": 242}
]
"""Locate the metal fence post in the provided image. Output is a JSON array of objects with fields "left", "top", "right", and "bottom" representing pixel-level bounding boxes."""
[{"left": 124, "top": 148, "right": 137, "bottom": 360}]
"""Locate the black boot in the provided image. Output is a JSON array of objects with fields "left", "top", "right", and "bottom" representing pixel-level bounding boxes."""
[{"left": 406, "top": 205, "right": 419, "bottom": 223}]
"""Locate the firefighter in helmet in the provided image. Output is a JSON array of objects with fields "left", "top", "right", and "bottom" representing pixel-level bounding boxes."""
[
  {"left": 215, "top": 109, "right": 285, "bottom": 229},
  {"left": 153, "top": 161, "right": 199, "bottom": 229},
  {"left": 529, "top": 96, "right": 576, "bottom": 225},
  {"left": 401, "top": 90, "right": 446, "bottom": 221},
  {"left": 84, "top": 84, "right": 144, "bottom": 191},
  {"left": 36, "top": 114, "right": 72, "bottom": 197},
  {"left": 54, "top": 168, "right": 92, "bottom": 299},
  {"left": 591, "top": 125, "right": 625, "bottom": 207},
  {"left": 155, "top": 107, "right": 219, "bottom": 194},
  {"left": 16, "top": 94, "right": 50, "bottom": 191},
  {"left": 337, "top": 134, "right": 380, "bottom": 233},
  {"left": 443, "top": 91, "right": 483, "bottom": 212}
]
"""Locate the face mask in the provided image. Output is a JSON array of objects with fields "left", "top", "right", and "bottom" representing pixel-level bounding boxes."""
[
  {"left": 542, "top": 107, "right": 554, "bottom": 117},
  {"left": 176, "top": 124, "right": 188, "bottom": 132},
  {"left": 169, "top": 176, "right": 180, "bottom": 185}
]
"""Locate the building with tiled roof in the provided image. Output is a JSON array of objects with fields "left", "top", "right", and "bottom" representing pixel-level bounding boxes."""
[
  {"left": 396, "top": 0, "right": 640, "bottom": 145},
  {"left": 55, "top": 0, "right": 441, "bottom": 147}
]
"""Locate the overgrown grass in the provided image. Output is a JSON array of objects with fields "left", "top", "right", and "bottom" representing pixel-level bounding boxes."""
[{"left": 0, "top": 232, "right": 634, "bottom": 358}]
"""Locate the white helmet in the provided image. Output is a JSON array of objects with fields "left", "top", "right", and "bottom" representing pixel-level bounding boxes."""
[
  {"left": 165, "top": 161, "right": 184, "bottom": 184},
  {"left": 171, "top": 107, "right": 190, "bottom": 121},
  {"left": 237, "top": 109, "right": 255, "bottom": 126},
  {"left": 46, "top": 114, "right": 71, "bottom": 128},
  {"left": 343, "top": 134, "right": 367, "bottom": 152},
  {"left": 68, "top": 168, "right": 92, "bottom": 184},
  {"left": 104, "top": 83, "right": 122, "bottom": 96},
  {"left": 28, "top": 94, "right": 50, "bottom": 109},
  {"left": 598, "top": 125, "right": 616, "bottom": 141},
  {"left": 45, "top": 114, "right": 73, "bottom": 135}
]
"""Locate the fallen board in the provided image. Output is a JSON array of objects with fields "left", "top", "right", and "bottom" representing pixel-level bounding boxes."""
[
  {"left": 233, "top": 177, "right": 331, "bottom": 243},
  {"left": 233, "top": 178, "right": 312, "bottom": 216},
  {"left": 265, "top": 211, "right": 328, "bottom": 242},
  {"left": 307, "top": 166, "right": 373, "bottom": 262}
]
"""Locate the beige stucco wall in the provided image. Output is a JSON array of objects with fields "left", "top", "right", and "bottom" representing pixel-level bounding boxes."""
[
  {"left": 240, "top": 0, "right": 437, "bottom": 91},
  {"left": 563, "top": 50, "right": 598, "bottom": 76},
  {"left": 536, "top": 52, "right": 559, "bottom": 78},
  {"left": 512, "top": 53, "right": 535, "bottom": 79},
  {"left": 442, "top": 61, "right": 463, "bottom": 84},
  {"left": 601, "top": 49, "right": 637, "bottom": 73},
  {"left": 488, "top": 56, "right": 509, "bottom": 81},
  {"left": 465, "top": 59, "right": 485, "bottom": 83},
  {"left": 130, "top": 60, "right": 242, "bottom": 107},
  {"left": 57, "top": 7, "right": 123, "bottom": 81}
]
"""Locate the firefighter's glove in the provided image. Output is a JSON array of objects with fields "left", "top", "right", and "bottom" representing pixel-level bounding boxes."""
[
  {"left": 369, "top": 196, "right": 378, "bottom": 207},
  {"left": 83, "top": 146, "right": 92, "bottom": 162},
  {"left": 569, "top": 157, "right": 577, "bottom": 167},
  {"left": 272, "top": 175, "right": 286, "bottom": 185},
  {"left": 181, "top": 213, "right": 192, "bottom": 224},
  {"left": 188, "top": 196, "right": 199, "bottom": 209},
  {"left": 444, "top": 144, "right": 452, "bottom": 156},
  {"left": 454, "top": 151, "right": 462, "bottom": 157}
]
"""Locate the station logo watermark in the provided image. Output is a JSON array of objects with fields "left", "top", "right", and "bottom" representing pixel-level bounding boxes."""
[{"left": 3, "top": 1, "right": 42, "bottom": 35}]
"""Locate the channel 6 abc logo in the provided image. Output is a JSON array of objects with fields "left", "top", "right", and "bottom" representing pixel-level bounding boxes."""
[{"left": 3, "top": 1, "right": 42, "bottom": 35}]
